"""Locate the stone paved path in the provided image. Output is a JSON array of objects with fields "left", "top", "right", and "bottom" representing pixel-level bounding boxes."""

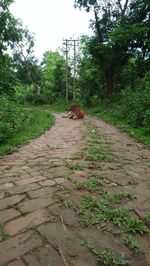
[{"left": 0, "top": 113, "right": 150, "bottom": 266}]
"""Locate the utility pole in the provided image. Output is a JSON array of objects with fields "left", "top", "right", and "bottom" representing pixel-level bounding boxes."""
[
  {"left": 63, "top": 39, "right": 69, "bottom": 101},
  {"left": 73, "top": 39, "right": 76, "bottom": 101},
  {"left": 63, "top": 39, "right": 79, "bottom": 101}
]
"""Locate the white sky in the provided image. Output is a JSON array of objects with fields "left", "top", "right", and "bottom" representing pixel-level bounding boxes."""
[{"left": 10, "top": 0, "right": 93, "bottom": 60}]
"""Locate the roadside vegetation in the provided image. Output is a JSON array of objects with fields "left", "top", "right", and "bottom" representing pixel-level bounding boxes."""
[
  {"left": 0, "top": 1, "right": 149, "bottom": 264},
  {"left": 0, "top": 0, "right": 149, "bottom": 153},
  {"left": 0, "top": 96, "right": 54, "bottom": 155}
]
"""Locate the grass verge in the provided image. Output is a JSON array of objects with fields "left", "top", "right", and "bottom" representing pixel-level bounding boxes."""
[
  {"left": 0, "top": 108, "right": 54, "bottom": 155},
  {"left": 87, "top": 108, "right": 150, "bottom": 147}
]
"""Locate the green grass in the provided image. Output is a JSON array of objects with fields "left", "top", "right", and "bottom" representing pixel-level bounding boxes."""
[
  {"left": 74, "top": 177, "right": 103, "bottom": 191},
  {"left": 100, "top": 191, "right": 135, "bottom": 203},
  {"left": 48, "top": 162, "right": 60, "bottom": 168},
  {"left": 37, "top": 100, "right": 68, "bottom": 112},
  {"left": 0, "top": 108, "right": 55, "bottom": 155},
  {"left": 123, "top": 217, "right": 148, "bottom": 234},
  {"left": 77, "top": 195, "right": 148, "bottom": 234},
  {"left": 23, "top": 101, "right": 150, "bottom": 147},
  {"left": 87, "top": 108, "right": 150, "bottom": 147},
  {"left": 66, "top": 161, "right": 86, "bottom": 170},
  {"left": 61, "top": 173, "right": 72, "bottom": 180},
  {"left": 145, "top": 213, "right": 150, "bottom": 226},
  {"left": 81, "top": 240, "right": 129, "bottom": 265},
  {"left": 63, "top": 199, "right": 72, "bottom": 207},
  {"left": 87, "top": 146, "right": 105, "bottom": 154},
  {"left": 100, "top": 249, "right": 128, "bottom": 266},
  {"left": 124, "top": 235, "right": 143, "bottom": 253}
]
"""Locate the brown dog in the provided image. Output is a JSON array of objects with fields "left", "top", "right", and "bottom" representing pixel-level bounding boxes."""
[{"left": 63, "top": 103, "right": 84, "bottom": 119}]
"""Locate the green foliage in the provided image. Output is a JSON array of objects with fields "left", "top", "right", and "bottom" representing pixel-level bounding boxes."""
[
  {"left": 63, "top": 200, "right": 72, "bottom": 207},
  {"left": 0, "top": 2, "right": 43, "bottom": 99},
  {"left": 85, "top": 143, "right": 114, "bottom": 162},
  {"left": 14, "top": 83, "right": 35, "bottom": 104},
  {"left": 0, "top": 54, "right": 16, "bottom": 95},
  {"left": 0, "top": 96, "right": 30, "bottom": 143},
  {"left": 0, "top": 96, "right": 54, "bottom": 154},
  {"left": 74, "top": 176, "right": 102, "bottom": 191},
  {"left": 48, "top": 99, "right": 68, "bottom": 112},
  {"left": 0, "top": 1, "right": 30, "bottom": 95},
  {"left": 77, "top": 41, "right": 105, "bottom": 105},
  {"left": 124, "top": 235, "right": 143, "bottom": 253},
  {"left": 13, "top": 82, "right": 55, "bottom": 105},
  {"left": 100, "top": 191, "right": 135, "bottom": 203},
  {"left": 75, "top": 0, "right": 150, "bottom": 100},
  {"left": 0, "top": 0, "right": 21, "bottom": 52},
  {"left": 66, "top": 161, "right": 86, "bottom": 170},
  {"left": 81, "top": 240, "right": 129, "bottom": 265},
  {"left": 41, "top": 51, "right": 69, "bottom": 102},
  {"left": 100, "top": 250, "right": 128, "bottom": 266},
  {"left": 123, "top": 217, "right": 148, "bottom": 234},
  {"left": 119, "top": 71, "right": 150, "bottom": 127},
  {"left": 77, "top": 194, "right": 148, "bottom": 235},
  {"left": 13, "top": 28, "right": 41, "bottom": 87},
  {"left": 144, "top": 213, "right": 150, "bottom": 226},
  {"left": 87, "top": 68, "right": 150, "bottom": 146}
]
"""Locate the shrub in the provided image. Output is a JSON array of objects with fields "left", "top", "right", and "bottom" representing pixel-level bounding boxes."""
[
  {"left": 14, "top": 83, "right": 35, "bottom": 104},
  {"left": 0, "top": 96, "right": 36, "bottom": 144},
  {"left": 119, "top": 71, "right": 150, "bottom": 127}
]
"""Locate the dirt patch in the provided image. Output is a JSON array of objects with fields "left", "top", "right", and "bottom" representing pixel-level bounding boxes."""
[{"left": 0, "top": 113, "right": 150, "bottom": 265}]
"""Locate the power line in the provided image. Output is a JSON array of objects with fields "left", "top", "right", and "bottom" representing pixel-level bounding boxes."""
[
  {"left": 63, "top": 40, "right": 69, "bottom": 101},
  {"left": 63, "top": 39, "right": 79, "bottom": 101}
]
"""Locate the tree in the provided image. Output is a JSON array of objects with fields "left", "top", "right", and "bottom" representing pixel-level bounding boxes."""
[
  {"left": 0, "top": 0, "right": 22, "bottom": 53},
  {"left": 77, "top": 36, "right": 105, "bottom": 105},
  {"left": 41, "top": 51, "right": 67, "bottom": 101},
  {"left": 74, "top": 0, "right": 150, "bottom": 99},
  {"left": 13, "top": 28, "right": 41, "bottom": 86},
  {"left": 0, "top": 0, "right": 24, "bottom": 94},
  {"left": 0, "top": 53, "right": 15, "bottom": 95}
]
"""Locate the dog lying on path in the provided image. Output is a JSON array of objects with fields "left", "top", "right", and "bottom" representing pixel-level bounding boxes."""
[{"left": 62, "top": 103, "right": 85, "bottom": 119}]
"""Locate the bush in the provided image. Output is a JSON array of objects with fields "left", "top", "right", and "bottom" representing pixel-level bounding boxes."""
[
  {"left": 0, "top": 96, "right": 37, "bottom": 144},
  {"left": 0, "top": 121, "right": 13, "bottom": 143},
  {"left": 14, "top": 83, "right": 35, "bottom": 104},
  {"left": 13, "top": 83, "right": 57, "bottom": 105},
  {"left": 119, "top": 71, "right": 150, "bottom": 127}
]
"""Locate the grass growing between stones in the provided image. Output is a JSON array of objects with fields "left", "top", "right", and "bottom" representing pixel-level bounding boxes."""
[
  {"left": 73, "top": 173, "right": 104, "bottom": 192},
  {"left": 81, "top": 240, "right": 129, "bottom": 266},
  {"left": 77, "top": 194, "right": 148, "bottom": 234},
  {"left": 63, "top": 200, "right": 72, "bottom": 207},
  {"left": 100, "top": 191, "right": 135, "bottom": 203},
  {"left": 82, "top": 122, "right": 117, "bottom": 164},
  {"left": 56, "top": 117, "right": 149, "bottom": 265},
  {"left": 124, "top": 235, "right": 143, "bottom": 254},
  {"left": 87, "top": 107, "right": 150, "bottom": 147},
  {"left": 65, "top": 161, "right": 86, "bottom": 170}
]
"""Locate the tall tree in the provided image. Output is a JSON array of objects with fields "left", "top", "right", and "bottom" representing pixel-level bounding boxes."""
[
  {"left": 74, "top": 0, "right": 150, "bottom": 99},
  {"left": 77, "top": 36, "right": 105, "bottom": 105},
  {"left": 0, "top": 0, "right": 22, "bottom": 53},
  {"left": 41, "top": 51, "right": 67, "bottom": 101},
  {"left": 13, "top": 28, "right": 41, "bottom": 86},
  {"left": 0, "top": 53, "right": 16, "bottom": 94},
  {"left": 0, "top": 0, "right": 23, "bottom": 94}
]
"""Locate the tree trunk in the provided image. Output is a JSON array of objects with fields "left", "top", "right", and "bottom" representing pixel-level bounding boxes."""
[{"left": 105, "top": 71, "right": 114, "bottom": 99}]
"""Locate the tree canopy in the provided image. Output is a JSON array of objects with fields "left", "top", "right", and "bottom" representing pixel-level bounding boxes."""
[{"left": 74, "top": 0, "right": 150, "bottom": 98}]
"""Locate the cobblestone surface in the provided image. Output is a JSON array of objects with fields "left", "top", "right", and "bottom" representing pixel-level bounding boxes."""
[{"left": 0, "top": 113, "right": 150, "bottom": 266}]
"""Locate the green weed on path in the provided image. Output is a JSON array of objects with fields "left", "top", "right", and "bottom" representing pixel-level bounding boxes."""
[
  {"left": 124, "top": 235, "right": 143, "bottom": 254},
  {"left": 87, "top": 108, "right": 150, "bottom": 147},
  {"left": 81, "top": 240, "right": 129, "bottom": 266}
]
